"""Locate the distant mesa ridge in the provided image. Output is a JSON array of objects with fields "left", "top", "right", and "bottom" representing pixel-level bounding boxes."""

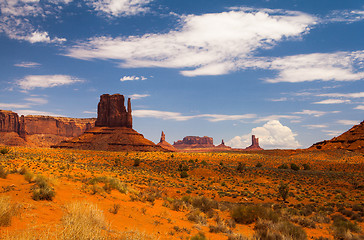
[
  {"left": 310, "top": 120, "right": 364, "bottom": 152},
  {"left": 173, "top": 136, "right": 215, "bottom": 149}
]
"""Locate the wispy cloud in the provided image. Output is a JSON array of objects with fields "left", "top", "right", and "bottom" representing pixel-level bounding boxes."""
[
  {"left": 313, "top": 99, "right": 351, "bottom": 104},
  {"left": 16, "top": 109, "right": 63, "bottom": 117},
  {"left": 293, "top": 109, "right": 340, "bottom": 117},
  {"left": 0, "top": 103, "right": 30, "bottom": 109},
  {"left": 14, "top": 62, "right": 41, "bottom": 68},
  {"left": 304, "top": 124, "right": 328, "bottom": 129},
  {"left": 336, "top": 120, "right": 360, "bottom": 126},
  {"left": 65, "top": 8, "right": 316, "bottom": 76},
  {"left": 129, "top": 94, "right": 150, "bottom": 100},
  {"left": 24, "top": 97, "right": 48, "bottom": 105},
  {"left": 83, "top": 111, "right": 97, "bottom": 114},
  {"left": 253, "top": 115, "right": 300, "bottom": 123},
  {"left": 322, "top": 129, "right": 344, "bottom": 136},
  {"left": 325, "top": 10, "right": 364, "bottom": 23},
  {"left": 87, "top": 0, "right": 152, "bottom": 17},
  {"left": 317, "top": 92, "right": 364, "bottom": 98},
  {"left": 354, "top": 105, "right": 364, "bottom": 110},
  {"left": 120, "top": 76, "right": 147, "bottom": 81},
  {"left": 17, "top": 75, "right": 83, "bottom": 90}
]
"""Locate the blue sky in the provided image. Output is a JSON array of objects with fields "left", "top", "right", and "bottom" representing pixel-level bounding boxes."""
[{"left": 0, "top": 0, "right": 363, "bottom": 149}]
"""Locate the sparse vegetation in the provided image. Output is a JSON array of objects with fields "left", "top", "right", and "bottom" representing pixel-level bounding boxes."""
[
  {"left": 0, "top": 196, "right": 12, "bottom": 227},
  {"left": 277, "top": 181, "right": 289, "bottom": 202},
  {"left": 32, "top": 175, "right": 55, "bottom": 201}
]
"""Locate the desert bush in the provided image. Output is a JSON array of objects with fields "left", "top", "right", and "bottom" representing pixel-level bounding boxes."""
[
  {"left": 277, "top": 182, "right": 289, "bottom": 202},
  {"left": 109, "top": 203, "right": 120, "bottom": 214},
  {"left": 61, "top": 201, "right": 107, "bottom": 240},
  {"left": 291, "top": 216, "right": 316, "bottom": 228},
  {"left": 103, "top": 177, "right": 128, "bottom": 194},
  {"left": 290, "top": 163, "right": 300, "bottom": 171},
  {"left": 332, "top": 214, "right": 361, "bottom": 239},
  {"left": 255, "top": 162, "right": 263, "bottom": 168},
  {"left": 24, "top": 171, "right": 35, "bottom": 183},
  {"left": 254, "top": 219, "right": 307, "bottom": 240},
  {"left": 0, "top": 196, "right": 12, "bottom": 226},
  {"left": 278, "top": 164, "right": 289, "bottom": 169},
  {"left": 187, "top": 210, "right": 207, "bottom": 225},
  {"left": 190, "top": 232, "right": 207, "bottom": 240},
  {"left": 0, "top": 166, "right": 8, "bottom": 179},
  {"left": 191, "top": 196, "right": 219, "bottom": 213},
  {"left": 231, "top": 205, "right": 279, "bottom": 225},
  {"left": 133, "top": 158, "right": 140, "bottom": 167},
  {"left": 237, "top": 162, "right": 246, "bottom": 172},
  {"left": 0, "top": 147, "right": 9, "bottom": 155},
  {"left": 32, "top": 175, "right": 55, "bottom": 201},
  {"left": 302, "top": 163, "right": 311, "bottom": 170},
  {"left": 116, "top": 230, "right": 155, "bottom": 240},
  {"left": 180, "top": 170, "right": 189, "bottom": 178},
  {"left": 228, "top": 233, "right": 249, "bottom": 240},
  {"left": 209, "top": 221, "right": 231, "bottom": 234}
]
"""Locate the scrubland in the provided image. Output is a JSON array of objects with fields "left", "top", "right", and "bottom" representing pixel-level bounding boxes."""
[{"left": 0, "top": 146, "right": 363, "bottom": 239}]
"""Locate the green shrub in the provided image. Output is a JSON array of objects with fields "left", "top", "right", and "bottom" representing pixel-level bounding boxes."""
[
  {"left": 290, "top": 163, "right": 300, "bottom": 171},
  {"left": 302, "top": 163, "right": 311, "bottom": 170},
  {"left": 190, "top": 232, "right": 207, "bottom": 240},
  {"left": 332, "top": 214, "right": 361, "bottom": 239},
  {"left": 255, "top": 162, "right": 263, "bottom": 168},
  {"left": 187, "top": 210, "right": 207, "bottom": 225},
  {"left": 237, "top": 162, "right": 246, "bottom": 172},
  {"left": 32, "top": 175, "right": 55, "bottom": 201},
  {"left": 231, "top": 205, "right": 279, "bottom": 224},
  {"left": 180, "top": 171, "right": 188, "bottom": 178},
  {"left": 277, "top": 182, "right": 289, "bottom": 202},
  {"left": 0, "top": 148, "right": 9, "bottom": 155},
  {"left": 133, "top": 158, "right": 140, "bottom": 167},
  {"left": 191, "top": 196, "right": 219, "bottom": 213},
  {"left": 254, "top": 219, "right": 307, "bottom": 240}
]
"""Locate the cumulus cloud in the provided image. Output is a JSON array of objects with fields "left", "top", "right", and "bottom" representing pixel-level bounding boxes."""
[
  {"left": 129, "top": 94, "right": 150, "bottom": 100},
  {"left": 133, "top": 109, "right": 256, "bottom": 122},
  {"left": 65, "top": 9, "right": 316, "bottom": 76},
  {"left": 17, "top": 75, "right": 83, "bottom": 90},
  {"left": 88, "top": 0, "right": 152, "bottom": 17},
  {"left": 120, "top": 75, "right": 147, "bottom": 81},
  {"left": 14, "top": 61, "right": 41, "bottom": 68},
  {"left": 313, "top": 99, "right": 351, "bottom": 104},
  {"left": 227, "top": 120, "right": 301, "bottom": 149}
]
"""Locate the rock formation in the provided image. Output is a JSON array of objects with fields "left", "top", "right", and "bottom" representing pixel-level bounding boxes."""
[
  {"left": 157, "top": 131, "right": 177, "bottom": 151},
  {"left": 245, "top": 135, "right": 263, "bottom": 150},
  {"left": 0, "top": 110, "right": 20, "bottom": 133},
  {"left": 55, "top": 94, "right": 168, "bottom": 152},
  {"left": 309, "top": 120, "right": 364, "bottom": 152},
  {"left": 173, "top": 136, "right": 215, "bottom": 149},
  {"left": 216, "top": 139, "right": 232, "bottom": 150}
]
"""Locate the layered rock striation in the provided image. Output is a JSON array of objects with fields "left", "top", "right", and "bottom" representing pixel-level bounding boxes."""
[
  {"left": 173, "top": 136, "right": 215, "bottom": 149},
  {"left": 55, "top": 94, "right": 168, "bottom": 152},
  {"left": 310, "top": 120, "right": 364, "bottom": 152}
]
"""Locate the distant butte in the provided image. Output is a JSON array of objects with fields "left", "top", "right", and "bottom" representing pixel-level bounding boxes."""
[
  {"left": 173, "top": 136, "right": 215, "bottom": 149},
  {"left": 245, "top": 135, "right": 263, "bottom": 150},
  {"left": 309, "top": 120, "right": 364, "bottom": 152},
  {"left": 157, "top": 131, "right": 177, "bottom": 152},
  {"left": 216, "top": 139, "right": 232, "bottom": 150},
  {"left": 55, "top": 94, "right": 168, "bottom": 152}
]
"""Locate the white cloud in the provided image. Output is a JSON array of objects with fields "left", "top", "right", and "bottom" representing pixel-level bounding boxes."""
[
  {"left": 17, "top": 75, "right": 83, "bottom": 90},
  {"left": 253, "top": 114, "right": 300, "bottom": 123},
  {"left": 24, "top": 97, "right": 48, "bottom": 105},
  {"left": 304, "top": 124, "right": 328, "bottom": 129},
  {"left": 313, "top": 99, "right": 351, "bottom": 104},
  {"left": 0, "top": 0, "right": 67, "bottom": 43},
  {"left": 14, "top": 61, "right": 41, "bottom": 68},
  {"left": 65, "top": 9, "right": 316, "bottom": 76},
  {"left": 336, "top": 120, "right": 360, "bottom": 126},
  {"left": 270, "top": 97, "right": 288, "bottom": 102},
  {"left": 317, "top": 92, "right": 364, "bottom": 98},
  {"left": 354, "top": 105, "right": 364, "bottom": 110},
  {"left": 16, "top": 109, "right": 63, "bottom": 116},
  {"left": 83, "top": 111, "right": 97, "bottom": 114},
  {"left": 129, "top": 94, "right": 150, "bottom": 100},
  {"left": 133, "top": 109, "right": 257, "bottom": 122},
  {"left": 120, "top": 75, "right": 146, "bottom": 81},
  {"left": 88, "top": 0, "right": 152, "bottom": 17},
  {"left": 293, "top": 109, "right": 340, "bottom": 117},
  {"left": 0, "top": 103, "right": 30, "bottom": 109},
  {"left": 322, "top": 130, "right": 344, "bottom": 137},
  {"left": 325, "top": 10, "right": 364, "bottom": 23},
  {"left": 227, "top": 120, "right": 301, "bottom": 149},
  {"left": 264, "top": 51, "right": 364, "bottom": 83}
]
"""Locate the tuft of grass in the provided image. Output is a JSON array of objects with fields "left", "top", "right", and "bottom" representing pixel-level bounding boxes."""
[
  {"left": 278, "top": 163, "right": 289, "bottom": 169},
  {"left": 254, "top": 219, "right": 307, "bottom": 240},
  {"left": 0, "top": 196, "right": 12, "bottom": 227},
  {"left": 0, "top": 166, "right": 8, "bottom": 179},
  {"left": 32, "top": 175, "right": 55, "bottom": 201},
  {"left": 231, "top": 204, "right": 280, "bottom": 225},
  {"left": 190, "top": 232, "right": 207, "bottom": 240},
  {"left": 187, "top": 210, "right": 207, "bottom": 225},
  {"left": 109, "top": 203, "right": 120, "bottom": 214},
  {"left": 290, "top": 163, "right": 300, "bottom": 171},
  {"left": 61, "top": 201, "right": 107, "bottom": 240}
]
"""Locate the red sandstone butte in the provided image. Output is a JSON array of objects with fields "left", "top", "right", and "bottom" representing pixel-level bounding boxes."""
[
  {"left": 309, "top": 120, "right": 364, "bottom": 152},
  {"left": 245, "top": 135, "right": 263, "bottom": 150},
  {"left": 216, "top": 139, "right": 232, "bottom": 150},
  {"left": 173, "top": 136, "right": 215, "bottom": 149},
  {"left": 55, "top": 94, "right": 168, "bottom": 152}
]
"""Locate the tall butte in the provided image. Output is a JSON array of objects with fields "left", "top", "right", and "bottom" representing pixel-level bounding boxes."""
[{"left": 55, "top": 94, "right": 168, "bottom": 152}]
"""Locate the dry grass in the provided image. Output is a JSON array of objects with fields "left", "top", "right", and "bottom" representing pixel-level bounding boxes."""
[{"left": 0, "top": 196, "right": 13, "bottom": 227}]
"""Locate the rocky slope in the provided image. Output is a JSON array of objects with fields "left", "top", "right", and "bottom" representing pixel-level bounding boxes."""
[{"left": 310, "top": 120, "right": 364, "bottom": 152}]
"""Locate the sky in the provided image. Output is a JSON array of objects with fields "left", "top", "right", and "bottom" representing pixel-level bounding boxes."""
[{"left": 0, "top": 0, "right": 363, "bottom": 149}]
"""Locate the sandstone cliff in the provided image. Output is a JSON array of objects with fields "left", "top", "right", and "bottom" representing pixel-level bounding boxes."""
[
  {"left": 0, "top": 110, "right": 20, "bottom": 133},
  {"left": 310, "top": 120, "right": 364, "bottom": 152}
]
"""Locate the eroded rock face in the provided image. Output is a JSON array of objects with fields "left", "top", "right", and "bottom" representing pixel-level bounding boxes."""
[
  {"left": 310, "top": 120, "right": 364, "bottom": 152},
  {"left": 95, "top": 94, "right": 132, "bottom": 128},
  {"left": 173, "top": 136, "right": 215, "bottom": 149},
  {"left": 0, "top": 110, "right": 20, "bottom": 133},
  {"left": 245, "top": 135, "right": 263, "bottom": 150},
  {"left": 157, "top": 131, "right": 177, "bottom": 152}
]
